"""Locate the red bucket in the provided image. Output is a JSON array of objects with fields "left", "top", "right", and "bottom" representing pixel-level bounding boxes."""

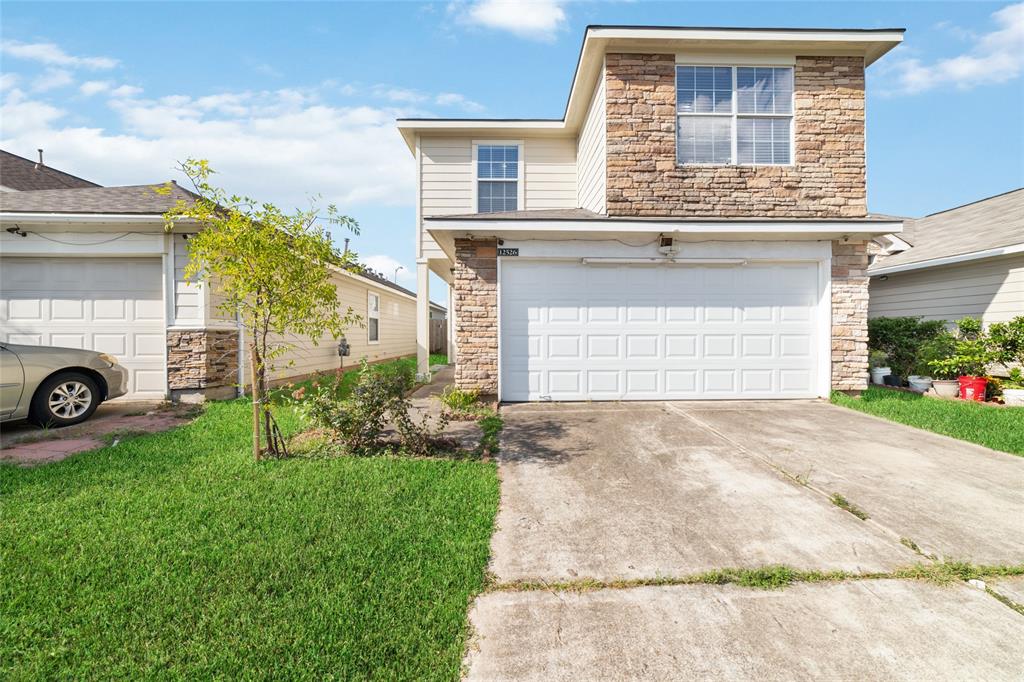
[{"left": 958, "top": 376, "right": 988, "bottom": 402}]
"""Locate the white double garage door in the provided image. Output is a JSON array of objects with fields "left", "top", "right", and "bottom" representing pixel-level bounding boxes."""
[
  {"left": 0, "top": 257, "right": 166, "bottom": 398},
  {"left": 500, "top": 258, "right": 827, "bottom": 401}
]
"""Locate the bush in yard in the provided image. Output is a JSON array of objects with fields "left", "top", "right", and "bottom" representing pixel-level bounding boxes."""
[
  {"left": 440, "top": 385, "right": 480, "bottom": 412},
  {"left": 867, "top": 316, "right": 946, "bottom": 379},
  {"left": 917, "top": 332, "right": 959, "bottom": 379},
  {"left": 926, "top": 317, "right": 997, "bottom": 380},
  {"left": 988, "top": 316, "right": 1024, "bottom": 367},
  {"left": 296, "top": 361, "right": 450, "bottom": 456}
]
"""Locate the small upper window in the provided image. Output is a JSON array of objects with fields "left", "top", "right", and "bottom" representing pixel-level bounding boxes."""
[
  {"left": 368, "top": 292, "right": 380, "bottom": 343},
  {"left": 477, "top": 144, "right": 519, "bottom": 213}
]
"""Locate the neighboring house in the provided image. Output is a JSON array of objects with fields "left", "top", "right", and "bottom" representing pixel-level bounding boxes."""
[
  {"left": 0, "top": 149, "right": 100, "bottom": 191},
  {"left": 0, "top": 163, "right": 417, "bottom": 401},
  {"left": 398, "top": 25, "right": 905, "bottom": 401},
  {"left": 430, "top": 301, "right": 447, "bottom": 320},
  {"left": 868, "top": 188, "right": 1024, "bottom": 324}
]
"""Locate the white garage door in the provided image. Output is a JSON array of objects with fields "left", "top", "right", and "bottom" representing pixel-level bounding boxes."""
[
  {"left": 500, "top": 260, "right": 821, "bottom": 401},
  {"left": 1, "top": 257, "right": 166, "bottom": 398}
]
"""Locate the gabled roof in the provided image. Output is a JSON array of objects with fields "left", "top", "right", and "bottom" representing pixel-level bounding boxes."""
[
  {"left": 0, "top": 150, "right": 101, "bottom": 191},
  {"left": 0, "top": 182, "right": 198, "bottom": 215},
  {"left": 869, "top": 188, "right": 1024, "bottom": 273},
  {"left": 396, "top": 24, "right": 905, "bottom": 152}
]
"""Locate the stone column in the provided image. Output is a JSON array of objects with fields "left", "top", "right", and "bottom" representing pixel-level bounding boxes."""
[
  {"left": 453, "top": 238, "right": 498, "bottom": 397},
  {"left": 831, "top": 240, "right": 870, "bottom": 393}
]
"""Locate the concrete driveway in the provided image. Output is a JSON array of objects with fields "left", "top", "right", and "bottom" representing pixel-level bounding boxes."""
[{"left": 466, "top": 400, "right": 1024, "bottom": 680}]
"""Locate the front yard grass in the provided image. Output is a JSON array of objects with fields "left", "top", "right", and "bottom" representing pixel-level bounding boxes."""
[
  {"left": 1, "top": 372, "right": 499, "bottom": 679},
  {"left": 831, "top": 386, "right": 1024, "bottom": 456}
]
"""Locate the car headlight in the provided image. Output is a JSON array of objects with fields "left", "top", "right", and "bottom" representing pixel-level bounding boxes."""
[{"left": 97, "top": 353, "right": 119, "bottom": 367}]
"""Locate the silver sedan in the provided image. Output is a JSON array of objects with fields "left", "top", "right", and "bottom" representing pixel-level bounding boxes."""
[{"left": 0, "top": 343, "right": 129, "bottom": 427}]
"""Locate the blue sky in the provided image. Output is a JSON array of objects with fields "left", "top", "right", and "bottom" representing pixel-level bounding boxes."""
[{"left": 2, "top": 1, "right": 1023, "bottom": 298}]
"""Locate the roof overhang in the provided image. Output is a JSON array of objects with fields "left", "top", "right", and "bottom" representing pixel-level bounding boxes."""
[
  {"left": 396, "top": 25, "right": 904, "bottom": 153},
  {"left": 425, "top": 217, "right": 902, "bottom": 258},
  {"left": 869, "top": 242, "right": 1024, "bottom": 277}
]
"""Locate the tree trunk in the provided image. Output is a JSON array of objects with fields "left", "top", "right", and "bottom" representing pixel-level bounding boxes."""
[{"left": 249, "top": 341, "right": 262, "bottom": 460}]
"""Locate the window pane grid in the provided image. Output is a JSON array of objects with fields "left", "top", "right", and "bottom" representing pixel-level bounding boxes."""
[
  {"left": 477, "top": 144, "right": 519, "bottom": 213},
  {"left": 676, "top": 65, "right": 793, "bottom": 166}
]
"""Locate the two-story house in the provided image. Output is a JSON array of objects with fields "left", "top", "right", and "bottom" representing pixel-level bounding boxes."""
[{"left": 398, "top": 25, "right": 904, "bottom": 402}]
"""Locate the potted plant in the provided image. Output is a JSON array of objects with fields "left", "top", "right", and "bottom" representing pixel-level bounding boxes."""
[
  {"left": 869, "top": 350, "right": 890, "bottom": 385},
  {"left": 919, "top": 332, "right": 958, "bottom": 398},
  {"left": 1002, "top": 368, "right": 1024, "bottom": 406},
  {"left": 868, "top": 316, "right": 945, "bottom": 392},
  {"left": 926, "top": 318, "right": 995, "bottom": 401}
]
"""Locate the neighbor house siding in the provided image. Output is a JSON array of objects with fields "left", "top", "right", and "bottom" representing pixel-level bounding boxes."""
[
  {"left": 242, "top": 272, "right": 417, "bottom": 385},
  {"left": 869, "top": 255, "right": 1024, "bottom": 324},
  {"left": 577, "top": 65, "right": 607, "bottom": 213},
  {"left": 418, "top": 136, "right": 578, "bottom": 256}
]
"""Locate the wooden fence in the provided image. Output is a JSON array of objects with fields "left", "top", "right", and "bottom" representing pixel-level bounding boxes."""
[{"left": 429, "top": 319, "right": 447, "bottom": 354}]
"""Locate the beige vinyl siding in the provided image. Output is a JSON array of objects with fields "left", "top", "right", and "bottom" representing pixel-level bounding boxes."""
[
  {"left": 869, "top": 254, "right": 1024, "bottom": 324},
  {"left": 248, "top": 272, "right": 416, "bottom": 384},
  {"left": 172, "top": 236, "right": 202, "bottom": 324},
  {"left": 577, "top": 67, "right": 607, "bottom": 213},
  {"left": 418, "top": 135, "right": 578, "bottom": 256}
]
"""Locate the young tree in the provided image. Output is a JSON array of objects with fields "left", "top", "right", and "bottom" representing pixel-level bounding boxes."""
[{"left": 161, "top": 159, "right": 359, "bottom": 459}]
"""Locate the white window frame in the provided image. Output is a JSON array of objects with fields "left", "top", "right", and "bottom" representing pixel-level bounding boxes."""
[
  {"left": 471, "top": 140, "right": 525, "bottom": 214},
  {"left": 675, "top": 64, "right": 795, "bottom": 167},
  {"left": 367, "top": 291, "right": 380, "bottom": 344}
]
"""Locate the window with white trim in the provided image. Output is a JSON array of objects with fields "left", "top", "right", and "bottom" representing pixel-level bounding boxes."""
[
  {"left": 676, "top": 65, "right": 793, "bottom": 166},
  {"left": 476, "top": 144, "right": 519, "bottom": 213},
  {"left": 367, "top": 292, "right": 380, "bottom": 343}
]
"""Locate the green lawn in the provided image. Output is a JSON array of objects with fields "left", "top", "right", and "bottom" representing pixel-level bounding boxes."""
[
  {"left": 1, "top": 362, "right": 498, "bottom": 680},
  {"left": 831, "top": 386, "right": 1024, "bottom": 456}
]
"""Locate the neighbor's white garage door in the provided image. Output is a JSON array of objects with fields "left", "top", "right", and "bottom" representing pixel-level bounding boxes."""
[
  {"left": 500, "top": 260, "right": 821, "bottom": 401},
  {"left": 0, "top": 257, "right": 166, "bottom": 398}
]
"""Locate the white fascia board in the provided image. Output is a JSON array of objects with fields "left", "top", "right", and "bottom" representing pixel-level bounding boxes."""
[
  {"left": 396, "top": 120, "right": 566, "bottom": 153},
  {"left": 869, "top": 242, "right": 1024, "bottom": 277},
  {"left": 588, "top": 26, "right": 905, "bottom": 45},
  {"left": 426, "top": 219, "right": 903, "bottom": 237},
  {"left": 0, "top": 212, "right": 170, "bottom": 224}
]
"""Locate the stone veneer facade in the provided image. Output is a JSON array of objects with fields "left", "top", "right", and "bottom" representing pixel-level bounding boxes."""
[
  {"left": 166, "top": 329, "right": 239, "bottom": 400},
  {"left": 830, "top": 240, "right": 870, "bottom": 392},
  {"left": 604, "top": 53, "right": 867, "bottom": 218},
  {"left": 453, "top": 238, "right": 499, "bottom": 395}
]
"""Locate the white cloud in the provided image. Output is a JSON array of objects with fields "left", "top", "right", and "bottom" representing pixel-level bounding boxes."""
[
  {"left": 110, "top": 84, "right": 143, "bottom": 98},
  {"left": 0, "top": 84, "right": 417, "bottom": 209},
  {"left": 32, "top": 69, "right": 74, "bottom": 92},
  {"left": 435, "top": 92, "right": 485, "bottom": 112},
  {"left": 373, "top": 85, "right": 428, "bottom": 103},
  {"left": 891, "top": 2, "right": 1024, "bottom": 93},
  {"left": 80, "top": 80, "right": 112, "bottom": 96},
  {"left": 0, "top": 73, "right": 19, "bottom": 91},
  {"left": 453, "top": 0, "right": 567, "bottom": 41},
  {"left": 1, "top": 40, "right": 118, "bottom": 69},
  {"left": 361, "top": 254, "right": 414, "bottom": 285}
]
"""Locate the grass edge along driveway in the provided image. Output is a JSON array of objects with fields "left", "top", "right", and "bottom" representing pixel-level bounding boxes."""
[
  {"left": 832, "top": 386, "right": 1024, "bottom": 456},
  {"left": 1, "top": 357, "right": 498, "bottom": 680}
]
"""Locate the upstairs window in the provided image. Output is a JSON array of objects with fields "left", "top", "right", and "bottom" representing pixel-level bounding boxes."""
[
  {"left": 367, "top": 292, "right": 380, "bottom": 343},
  {"left": 476, "top": 143, "right": 520, "bottom": 213},
  {"left": 676, "top": 65, "right": 793, "bottom": 166}
]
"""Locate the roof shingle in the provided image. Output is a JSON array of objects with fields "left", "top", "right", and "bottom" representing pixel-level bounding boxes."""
[
  {"left": 0, "top": 150, "right": 101, "bottom": 191},
  {"left": 0, "top": 182, "right": 198, "bottom": 214}
]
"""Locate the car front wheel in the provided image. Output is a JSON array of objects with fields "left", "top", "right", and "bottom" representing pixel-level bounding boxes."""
[{"left": 31, "top": 372, "right": 101, "bottom": 427}]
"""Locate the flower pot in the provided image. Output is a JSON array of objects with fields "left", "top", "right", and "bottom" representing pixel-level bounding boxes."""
[
  {"left": 958, "top": 376, "right": 988, "bottom": 402},
  {"left": 883, "top": 374, "right": 902, "bottom": 387},
  {"left": 932, "top": 379, "right": 960, "bottom": 399},
  {"left": 908, "top": 376, "right": 933, "bottom": 393},
  {"left": 1003, "top": 388, "right": 1024, "bottom": 406},
  {"left": 870, "top": 367, "right": 891, "bottom": 385}
]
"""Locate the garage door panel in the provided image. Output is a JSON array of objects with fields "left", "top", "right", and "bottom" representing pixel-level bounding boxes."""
[
  {"left": 501, "top": 260, "right": 821, "bottom": 401},
  {"left": 0, "top": 257, "right": 166, "bottom": 398}
]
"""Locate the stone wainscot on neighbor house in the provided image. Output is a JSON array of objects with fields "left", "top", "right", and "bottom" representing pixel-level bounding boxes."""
[
  {"left": 398, "top": 25, "right": 905, "bottom": 401},
  {"left": 0, "top": 150, "right": 418, "bottom": 401}
]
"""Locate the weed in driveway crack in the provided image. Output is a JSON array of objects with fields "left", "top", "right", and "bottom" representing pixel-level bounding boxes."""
[
  {"left": 830, "top": 493, "right": 869, "bottom": 520},
  {"left": 489, "top": 562, "right": 1024, "bottom": 594}
]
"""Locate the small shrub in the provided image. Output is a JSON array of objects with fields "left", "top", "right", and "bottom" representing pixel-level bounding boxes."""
[
  {"left": 988, "top": 316, "right": 1024, "bottom": 367},
  {"left": 868, "top": 316, "right": 946, "bottom": 378},
  {"left": 927, "top": 318, "right": 997, "bottom": 379},
  {"left": 916, "top": 332, "right": 958, "bottom": 378},
  {"left": 440, "top": 385, "right": 480, "bottom": 412},
  {"left": 868, "top": 349, "right": 889, "bottom": 369}
]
